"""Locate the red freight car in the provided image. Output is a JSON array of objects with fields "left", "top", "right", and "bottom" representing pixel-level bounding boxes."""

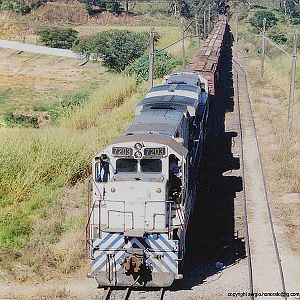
[{"left": 187, "top": 15, "right": 229, "bottom": 96}]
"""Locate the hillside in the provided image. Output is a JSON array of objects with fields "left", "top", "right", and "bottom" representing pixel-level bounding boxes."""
[{"left": 0, "top": 0, "right": 199, "bottom": 289}]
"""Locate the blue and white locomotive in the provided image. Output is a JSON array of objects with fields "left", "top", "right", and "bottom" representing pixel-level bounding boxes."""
[{"left": 86, "top": 72, "right": 209, "bottom": 287}]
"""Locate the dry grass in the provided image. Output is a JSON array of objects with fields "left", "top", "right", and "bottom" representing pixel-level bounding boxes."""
[
  {"left": 60, "top": 75, "right": 137, "bottom": 130},
  {"left": 246, "top": 56, "right": 300, "bottom": 192},
  {"left": 0, "top": 49, "right": 102, "bottom": 119},
  {"left": 0, "top": 13, "right": 27, "bottom": 40},
  {"left": 29, "top": 1, "right": 89, "bottom": 24},
  {"left": 0, "top": 76, "right": 146, "bottom": 280},
  {"left": 5, "top": 286, "right": 74, "bottom": 300},
  {"left": 32, "top": 286, "right": 73, "bottom": 300}
]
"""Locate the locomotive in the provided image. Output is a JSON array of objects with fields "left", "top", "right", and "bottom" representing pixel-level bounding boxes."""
[{"left": 86, "top": 16, "right": 228, "bottom": 288}]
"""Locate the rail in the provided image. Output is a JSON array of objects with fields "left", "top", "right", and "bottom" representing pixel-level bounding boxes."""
[{"left": 102, "top": 287, "right": 165, "bottom": 300}]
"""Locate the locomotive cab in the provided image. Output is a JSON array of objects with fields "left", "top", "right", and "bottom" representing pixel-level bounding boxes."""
[{"left": 91, "top": 136, "right": 187, "bottom": 236}]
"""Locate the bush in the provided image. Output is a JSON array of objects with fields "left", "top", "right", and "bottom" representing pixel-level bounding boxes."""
[
  {"left": 238, "top": 9, "right": 249, "bottom": 21},
  {"left": 74, "top": 30, "right": 148, "bottom": 71},
  {"left": 249, "top": 9, "right": 277, "bottom": 30},
  {"left": 0, "top": 0, "right": 46, "bottom": 14},
  {"left": 37, "top": 26, "right": 79, "bottom": 49},
  {"left": 124, "top": 50, "right": 181, "bottom": 83},
  {"left": 291, "top": 17, "right": 300, "bottom": 25},
  {"left": 4, "top": 112, "right": 39, "bottom": 128},
  {"left": 268, "top": 26, "right": 288, "bottom": 44},
  {"left": 79, "top": 0, "right": 122, "bottom": 15}
]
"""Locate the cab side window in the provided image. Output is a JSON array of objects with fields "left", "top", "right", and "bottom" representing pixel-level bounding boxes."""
[{"left": 95, "top": 160, "right": 110, "bottom": 182}]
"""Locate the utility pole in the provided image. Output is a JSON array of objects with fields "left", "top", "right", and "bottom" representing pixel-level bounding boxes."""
[
  {"left": 174, "top": 0, "right": 177, "bottom": 16},
  {"left": 208, "top": 5, "right": 211, "bottom": 34},
  {"left": 181, "top": 17, "right": 186, "bottom": 69},
  {"left": 148, "top": 28, "right": 154, "bottom": 89},
  {"left": 261, "top": 18, "right": 266, "bottom": 78},
  {"left": 288, "top": 30, "right": 298, "bottom": 136},
  {"left": 195, "top": 14, "right": 200, "bottom": 49},
  {"left": 283, "top": 0, "right": 287, "bottom": 15},
  {"left": 235, "top": 14, "right": 239, "bottom": 42},
  {"left": 283, "top": 0, "right": 288, "bottom": 23},
  {"left": 203, "top": 10, "right": 207, "bottom": 40}
]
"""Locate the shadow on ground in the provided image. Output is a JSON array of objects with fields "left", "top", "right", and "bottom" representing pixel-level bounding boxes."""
[{"left": 171, "top": 30, "right": 246, "bottom": 291}]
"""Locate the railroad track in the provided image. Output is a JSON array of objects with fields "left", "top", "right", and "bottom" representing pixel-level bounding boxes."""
[
  {"left": 232, "top": 58, "right": 287, "bottom": 300},
  {"left": 102, "top": 287, "right": 165, "bottom": 300}
]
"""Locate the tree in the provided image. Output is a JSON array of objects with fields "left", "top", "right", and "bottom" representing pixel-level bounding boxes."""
[
  {"left": 124, "top": 50, "right": 181, "bottom": 83},
  {"left": 0, "top": 0, "right": 46, "bottom": 14},
  {"left": 37, "top": 26, "right": 79, "bottom": 49},
  {"left": 249, "top": 9, "right": 278, "bottom": 30},
  {"left": 78, "top": 0, "right": 122, "bottom": 15},
  {"left": 74, "top": 30, "right": 148, "bottom": 71},
  {"left": 280, "top": 0, "right": 300, "bottom": 17},
  {"left": 268, "top": 26, "right": 288, "bottom": 44}
]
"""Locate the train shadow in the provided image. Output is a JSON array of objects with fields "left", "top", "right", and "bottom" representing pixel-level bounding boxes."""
[{"left": 171, "top": 32, "right": 246, "bottom": 291}]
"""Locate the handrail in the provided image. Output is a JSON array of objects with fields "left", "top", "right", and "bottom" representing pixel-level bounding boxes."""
[
  {"left": 87, "top": 198, "right": 186, "bottom": 255},
  {"left": 94, "top": 199, "right": 126, "bottom": 234},
  {"left": 144, "top": 200, "right": 186, "bottom": 238},
  {"left": 144, "top": 200, "right": 173, "bottom": 234},
  {"left": 91, "top": 177, "right": 103, "bottom": 198},
  {"left": 86, "top": 200, "right": 97, "bottom": 257}
]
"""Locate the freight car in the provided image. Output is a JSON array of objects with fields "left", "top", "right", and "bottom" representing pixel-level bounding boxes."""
[{"left": 86, "top": 15, "right": 229, "bottom": 288}]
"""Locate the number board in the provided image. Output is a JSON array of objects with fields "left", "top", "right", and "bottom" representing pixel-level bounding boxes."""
[
  {"left": 112, "top": 147, "right": 133, "bottom": 156},
  {"left": 144, "top": 147, "right": 166, "bottom": 157}
]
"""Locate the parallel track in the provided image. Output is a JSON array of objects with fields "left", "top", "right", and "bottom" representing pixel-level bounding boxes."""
[
  {"left": 232, "top": 58, "right": 287, "bottom": 299},
  {"left": 231, "top": 58, "right": 254, "bottom": 299}
]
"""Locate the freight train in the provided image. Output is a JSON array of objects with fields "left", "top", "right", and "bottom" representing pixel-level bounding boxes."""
[{"left": 86, "top": 15, "right": 229, "bottom": 288}]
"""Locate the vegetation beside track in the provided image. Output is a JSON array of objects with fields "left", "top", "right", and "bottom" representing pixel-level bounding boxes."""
[{"left": 0, "top": 4, "right": 198, "bottom": 280}]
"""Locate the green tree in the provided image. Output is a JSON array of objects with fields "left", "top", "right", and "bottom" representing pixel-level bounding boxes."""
[
  {"left": 74, "top": 30, "right": 148, "bottom": 71},
  {"left": 268, "top": 26, "right": 288, "bottom": 44},
  {"left": 78, "top": 0, "right": 122, "bottom": 15},
  {"left": 0, "top": 0, "right": 46, "bottom": 14},
  {"left": 249, "top": 10, "right": 278, "bottom": 30},
  {"left": 124, "top": 50, "right": 181, "bottom": 83},
  {"left": 281, "top": 0, "right": 300, "bottom": 19},
  {"left": 37, "top": 26, "right": 79, "bottom": 49}
]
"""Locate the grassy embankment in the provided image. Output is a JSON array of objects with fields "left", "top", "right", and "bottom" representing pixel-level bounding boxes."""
[
  {"left": 0, "top": 19, "right": 197, "bottom": 280},
  {"left": 232, "top": 7, "right": 300, "bottom": 253}
]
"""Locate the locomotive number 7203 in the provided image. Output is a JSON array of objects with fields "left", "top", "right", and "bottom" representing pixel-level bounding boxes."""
[{"left": 144, "top": 147, "right": 166, "bottom": 156}]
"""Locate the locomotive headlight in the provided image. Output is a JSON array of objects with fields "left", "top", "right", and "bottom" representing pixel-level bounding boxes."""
[
  {"left": 111, "top": 187, "right": 116, "bottom": 193},
  {"left": 134, "top": 151, "right": 142, "bottom": 159},
  {"left": 134, "top": 142, "right": 143, "bottom": 150},
  {"left": 156, "top": 188, "right": 162, "bottom": 193}
]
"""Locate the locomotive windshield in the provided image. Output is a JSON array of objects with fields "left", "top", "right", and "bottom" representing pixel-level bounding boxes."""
[
  {"left": 140, "top": 159, "right": 162, "bottom": 173},
  {"left": 116, "top": 159, "right": 138, "bottom": 173},
  {"left": 114, "top": 158, "right": 162, "bottom": 174}
]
